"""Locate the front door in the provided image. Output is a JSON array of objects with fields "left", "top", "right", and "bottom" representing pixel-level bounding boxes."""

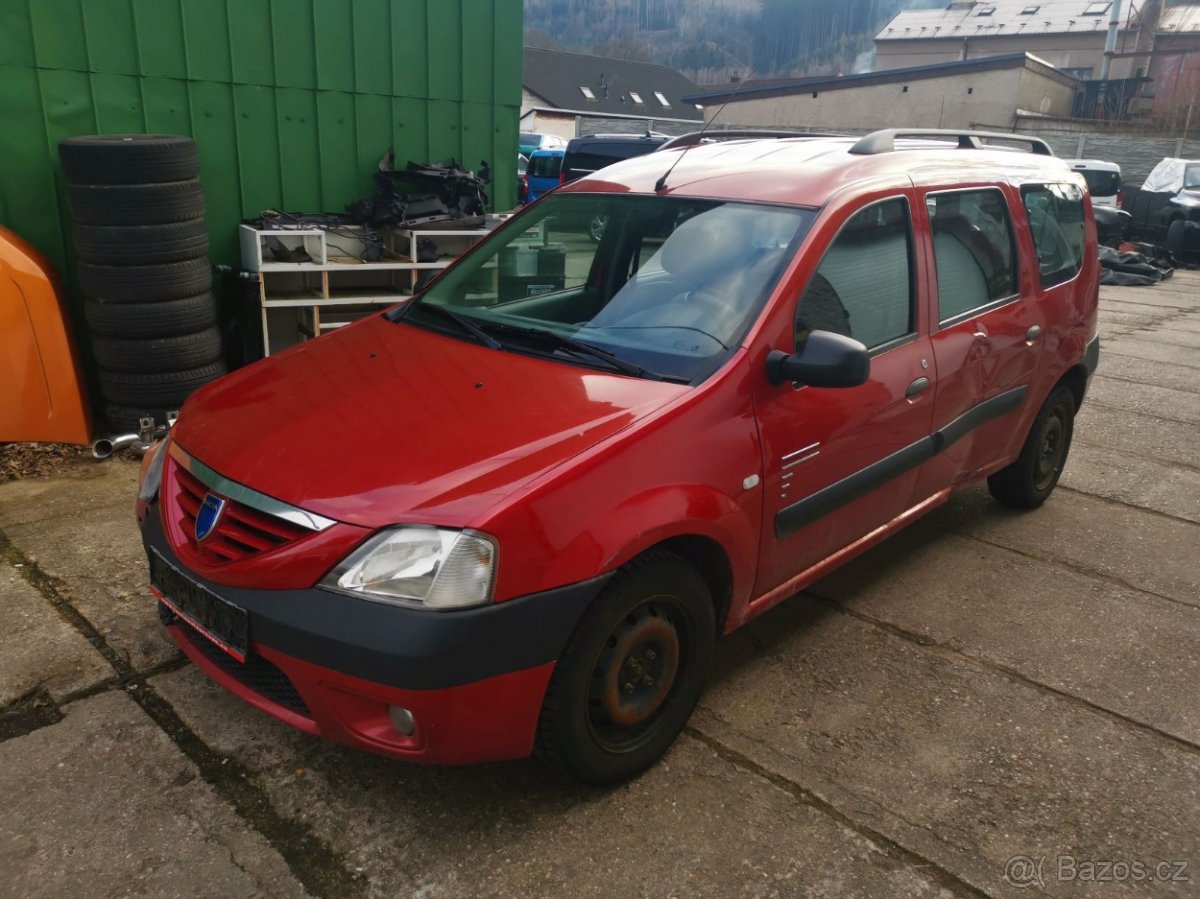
[{"left": 753, "top": 193, "right": 936, "bottom": 600}]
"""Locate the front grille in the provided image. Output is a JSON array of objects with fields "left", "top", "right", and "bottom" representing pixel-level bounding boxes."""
[
  {"left": 176, "top": 620, "right": 311, "bottom": 718},
  {"left": 172, "top": 463, "right": 311, "bottom": 564}
]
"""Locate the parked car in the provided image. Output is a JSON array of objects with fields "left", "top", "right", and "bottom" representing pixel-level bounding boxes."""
[
  {"left": 523, "top": 147, "right": 564, "bottom": 203},
  {"left": 1065, "top": 159, "right": 1122, "bottom": 208},
  {"left": 519, "top": 131, "right": 567, "bottom": 157},
  {"left": 137, "top": 128, "right": 1099, "bottom": 785},
  {"left": 560, "top": 133, "right": 671, "bottom": 240},
  {"left": 1123, "top": 157, "right": 1200, "bottom": 259}
]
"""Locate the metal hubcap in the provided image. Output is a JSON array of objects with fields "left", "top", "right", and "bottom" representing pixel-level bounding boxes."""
[{"left": 589, "top": 602, "right": 680, "bottom": 735}]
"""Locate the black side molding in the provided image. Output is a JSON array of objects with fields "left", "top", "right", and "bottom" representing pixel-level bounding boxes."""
[
  {"left": 775, "top": 385, "right": 1028, "bottom": 538},
  {"left": 1084, "top": 335, "right": 1100, "bottom": 376}
]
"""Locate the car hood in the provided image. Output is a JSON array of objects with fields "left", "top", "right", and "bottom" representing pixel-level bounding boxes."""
[{"left": 172, "top": 314, "right": 686, "bottom": 528}]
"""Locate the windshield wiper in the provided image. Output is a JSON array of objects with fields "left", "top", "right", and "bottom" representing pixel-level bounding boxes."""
[
  {"left": 484, "top": 322, "right": 673, "bottom": 381},
  {"left": 408, "top": 303, "right": 501, "bottom": 350}
]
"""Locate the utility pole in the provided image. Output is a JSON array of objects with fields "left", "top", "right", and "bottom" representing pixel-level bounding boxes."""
[{"left": 1098, "top": 0, "right": 1124, "bottom": 80}]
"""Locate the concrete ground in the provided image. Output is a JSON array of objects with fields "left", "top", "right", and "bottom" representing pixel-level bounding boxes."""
[{"left": 1, "top": 271, "right": 1197, "bottom": 898}]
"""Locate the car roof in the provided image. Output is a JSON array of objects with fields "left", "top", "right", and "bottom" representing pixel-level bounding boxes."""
[
  {"left": 1065, "top": 159, "right": 1121, "bottom": 172},
  {"left": 562, "top": 134, "right": 1076, "bottom": 207},
  {"left": 529, "top": 147, "right": 565, "bottom": 158}
]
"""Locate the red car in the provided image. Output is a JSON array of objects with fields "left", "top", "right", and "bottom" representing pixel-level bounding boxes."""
[{"left": 137, "top": 129, "right": 1100, "bottom": 784}]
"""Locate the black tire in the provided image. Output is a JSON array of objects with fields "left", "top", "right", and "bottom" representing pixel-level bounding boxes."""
[
  {"left": 98, "top": 361, "right": 227, "bottom": 407},
  {"left": 67, "top": 180, "right": 205, "bottom": 225},
  {"left": 1165, "top": 219, "right": 1186, "bottom": 258},
  {"left": 78, "top": 258, "right": 212, "bottom": 302},
  {"left": 92, "top": 327, "right": 223, "bottom": 373},
  {"left": 535, "top": 550, "right": 715, "bottom": 785},
  {"left": 84, "top": 293, "right": 218, "bottom": 338},
  {"left": 105, "top": 404, "right": 177, "bottom": 434},
  {"left": 588, "top": 213, "right": 609, "bottom": 243},
  {"left": 988, "top": 385, "right": 1075, "bottom": 509},
  {"left": 59, "top": 135, "right": 199, "bottom": 185},
  {"left": 74, "top": 220, "right": 209, "bottom": 265}
]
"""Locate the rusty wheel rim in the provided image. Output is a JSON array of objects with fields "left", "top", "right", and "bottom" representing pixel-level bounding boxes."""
[{"left": 586, "top": 597, "right": 683, "bottom": 752}]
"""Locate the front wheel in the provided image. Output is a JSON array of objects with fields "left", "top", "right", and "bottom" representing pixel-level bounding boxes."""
[
  {"left": 987, "top": 385, "right": 1075, "bottom": 509},
  {"left": 588, "top": 213, "right": 610, "bottom": 243},
  {"left": 535, "top": 551, "right": 715, "bottom": 785}
]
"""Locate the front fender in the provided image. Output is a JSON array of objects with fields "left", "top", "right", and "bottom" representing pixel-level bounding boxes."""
[{"left": 515, "top": 483, "right": 758, "bottom": 614}]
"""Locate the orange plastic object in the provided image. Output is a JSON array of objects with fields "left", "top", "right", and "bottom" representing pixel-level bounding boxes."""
[{"left": 0, "top": 227, "right": 91, "bottom": 444}]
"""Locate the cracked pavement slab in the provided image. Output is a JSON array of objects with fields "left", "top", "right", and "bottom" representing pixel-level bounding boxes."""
[
  {"left": 0, "top": 691, "right": 309, "bottom": 899},
  {"left": 0, "top": 565, "right": 113, "bottom": 706}
]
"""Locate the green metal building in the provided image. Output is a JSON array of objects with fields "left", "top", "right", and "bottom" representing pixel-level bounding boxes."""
[{"left": 0, "top": 0, "right": 523, "bottom": 277}]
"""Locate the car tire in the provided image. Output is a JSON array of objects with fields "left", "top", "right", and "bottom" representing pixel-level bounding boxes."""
[
  {"left": 535, "top": 550, "right": 715, "bottom": 785},
  {"left": 77, "top": 258, "right": 213, "bottom": 303},
  {"left": 59, "top": 135, "right": 199, "bottom": 185},
  {"left": 67, "top": 180, "right": 205, "bottom": 225},
  {"left": 588, "top": 213, "right": 609, "bottom": 243},
  {"left": 84, "top": 293, "right": 219, "bottom": 338},
  {"left": 74, "top": 220, "right": 209, "bottom": 265},
  {"left": 1165, "top": 219, "right": 1186, "bottom": 258},
  {"left": 987, "top": 384, "right": 1075, "bottom": 509},
  {"left": 92, "top": 326, "right": 223, "bottom": 373},
  {"left": 98, "top": 361, "right": 227, "bottom": 407}
]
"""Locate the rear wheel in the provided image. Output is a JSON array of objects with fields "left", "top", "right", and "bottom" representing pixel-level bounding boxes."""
[
  {"left": 988, "top": 385, "right": 1075, "bottom": 509},
  {"left": 536, "top": 551, "right": 715, "bottom": 785},
  {"left": 1166, "top": 219, "right": 1186, "bottom": 258}
]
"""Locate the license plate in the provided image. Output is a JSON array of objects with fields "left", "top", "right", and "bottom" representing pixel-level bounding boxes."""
[{"left": 149, "top": 549, "right": 248, "bottom": 661}]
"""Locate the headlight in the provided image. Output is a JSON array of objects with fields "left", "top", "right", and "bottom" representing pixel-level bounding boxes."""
[
  {"left": 137, "top": 437, "right": 169, "bottom": 503},
  {"left": 320, "top": 526, "right": 497, "bottom": 610}
]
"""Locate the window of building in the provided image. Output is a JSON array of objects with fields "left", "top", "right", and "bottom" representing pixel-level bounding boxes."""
[
  {"left": 927, "top": 189, "right": 1018, "bottom": 323},
  {"left": 1021, "top": 4, "right": 1040, "bottom": 12},
  {"left": 1082, "top": 1, "right": 1110, "bottom": 15},
  {"left": 1061, "top": 66, "right": 1095, "bottom": 80},
  {"left": 1022, "top": 184, "right": 1087, "bottom": 288},
  {"left": 795, "top": 198, "right": 914, "bottom": 352},
  {"left": 629, "top": 91, "right": 644, "bottom": 104},
  {"left": 976, "top": 4, "right": 996, "bottom": 16},
  {"left": 580, "top": 86, "right": 596, "bottom": 100},
  {"left": 654, "top": 91, "right": 670, "bottom": 107}
]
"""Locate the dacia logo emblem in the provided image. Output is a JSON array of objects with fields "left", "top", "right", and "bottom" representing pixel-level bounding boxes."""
[{"left": 195, "top": 494, "right": 227, "bottom": 543}]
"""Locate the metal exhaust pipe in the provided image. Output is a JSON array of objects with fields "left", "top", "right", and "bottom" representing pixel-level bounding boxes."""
[{"left": 91, "top": 433, "right": 142, "bottom": 460}]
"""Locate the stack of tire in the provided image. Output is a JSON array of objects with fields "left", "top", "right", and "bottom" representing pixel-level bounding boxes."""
[{"left": 58, "top": 135, "right": 225, "bottom": 434}]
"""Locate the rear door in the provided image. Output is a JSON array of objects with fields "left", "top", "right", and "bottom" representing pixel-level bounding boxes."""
[
  {"left": 912, "top": 183, "right": 1045, "bottom": 500},
  {"left": 753, "top": 191, "right": 937, "bottom": 598}
]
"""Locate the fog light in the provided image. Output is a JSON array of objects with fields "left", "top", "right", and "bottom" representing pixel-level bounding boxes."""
[{"left": 388, "top": 706, "right": 415, "bottom": 736}]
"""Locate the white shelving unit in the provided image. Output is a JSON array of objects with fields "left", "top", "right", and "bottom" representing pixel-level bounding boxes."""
[{"left": 240, "top": 220, "right": 499, "bottom": 356}]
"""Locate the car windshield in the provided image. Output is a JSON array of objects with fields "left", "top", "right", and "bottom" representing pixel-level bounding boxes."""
[
  {"left": 395, "top": 194, "right": 815, "bottom": 383},
  {"left": 1185, "top": 165, "right": 1200, "bottom": 190}
]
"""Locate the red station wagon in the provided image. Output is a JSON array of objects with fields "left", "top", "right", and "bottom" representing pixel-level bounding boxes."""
[{"left": 137, "top": 129, "right": 1100, "bottom": 784}]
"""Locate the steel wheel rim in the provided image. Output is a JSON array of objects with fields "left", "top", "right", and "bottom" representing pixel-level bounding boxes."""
[
  {"left": 1034, "top": 405, "right": 1067, "bottom": 492},
  {"left": 586, "top": 596, "right": 685, "bottom": 753}
]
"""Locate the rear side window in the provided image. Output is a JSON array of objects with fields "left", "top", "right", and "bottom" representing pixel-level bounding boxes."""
[
  {"left": 1022, "top": 183, "right": 1086, "bottom": 288},
  {"left": 529, "top": 154, "right": 562, "bottom": 178},
  {"left": 1079, "top": 169, "right": 1119, "bottom": 197},
  {"left": 927, "top": 188, "right": 1018, "bottom": 323},
  {"left": 796, "top": 198, "right": 914, "bottom": 352}
]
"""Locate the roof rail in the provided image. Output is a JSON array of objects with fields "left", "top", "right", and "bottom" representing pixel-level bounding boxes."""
[
  {"left": 655, "top": 129, "right": 843, "bottom": 152},
  {"left": 848, "top": 128, "right": 1054, "bottom": 157}
]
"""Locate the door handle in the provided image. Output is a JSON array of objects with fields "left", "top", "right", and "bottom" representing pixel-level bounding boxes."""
[
  {"left": 906, "top": 377, "right": 931, "bottom": 398},
  {"left": 1025, "top": 325, "right": 1043, "bottom": 343}
]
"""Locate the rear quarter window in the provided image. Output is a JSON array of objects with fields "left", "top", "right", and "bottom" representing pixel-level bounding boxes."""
[{"left": 1022, "top": 183, "right": 1087, "bottom": 288}]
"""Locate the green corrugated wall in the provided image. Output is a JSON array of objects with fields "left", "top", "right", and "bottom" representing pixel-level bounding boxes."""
[{"left": 0, "top": 0, "right": 523, "bottom": 278}]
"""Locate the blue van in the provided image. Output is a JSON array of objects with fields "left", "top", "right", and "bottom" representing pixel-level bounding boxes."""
[{"left": 524, "top": 148, "right": 565, "bottom": 203}]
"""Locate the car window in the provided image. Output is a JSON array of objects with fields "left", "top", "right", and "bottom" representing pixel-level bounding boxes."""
[
  {"left": 1022, "top": 183, "right": 1086, "bottom": 288},
  {"left": 1079, "top": 169, "right": 1120, "bottom": 196},
  {"left": 796, "top": 198, "right": 913, "bottom": 352},
  {"left": 1185, "top": 166, "right": 1200, "bottom": 190},
  {"left": 529, "top": 154, "right": 562, "bottom": 178},
  {"left": 403, "top": 195, "right": 815, "bottom": 383},
  {"left": 927, "top": 188, "right": 1018, "bottom": 323}
]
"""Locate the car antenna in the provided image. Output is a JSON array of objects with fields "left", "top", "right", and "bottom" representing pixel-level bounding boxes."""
[{"left": 655, "top": 65, "right": 755, "bottom": 194}]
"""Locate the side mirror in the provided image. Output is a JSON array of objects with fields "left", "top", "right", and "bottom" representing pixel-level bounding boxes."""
[{"left": 765, "top": 331, "right": 870, "bottom": 388}]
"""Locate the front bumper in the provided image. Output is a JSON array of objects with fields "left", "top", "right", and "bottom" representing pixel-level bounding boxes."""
[{"left": 143, "top": 508, "right": 607, "bottom": 764}]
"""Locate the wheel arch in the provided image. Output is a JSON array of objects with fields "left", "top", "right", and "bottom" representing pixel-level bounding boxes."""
[{"left": 650, "top": 534, "right": 734, "bottom": 636}]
